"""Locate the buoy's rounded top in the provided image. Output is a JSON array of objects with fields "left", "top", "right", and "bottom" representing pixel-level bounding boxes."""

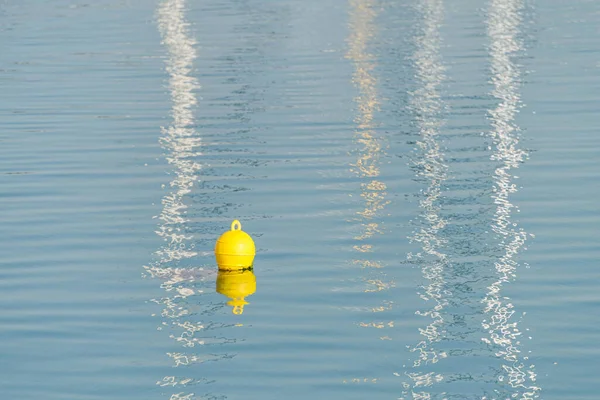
[{"left": 215, "top": 220, "right": 255, "bottom": 253}]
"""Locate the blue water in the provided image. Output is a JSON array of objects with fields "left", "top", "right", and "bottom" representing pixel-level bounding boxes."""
[{"left": 1, "top": 0, "right": 599, "bottom": 399}]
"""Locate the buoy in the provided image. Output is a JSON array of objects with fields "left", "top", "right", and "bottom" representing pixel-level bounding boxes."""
[
  {"left": 215, "top": 220, "right": 255, "bottom": 270},
  {"left": 216, "top": 269, "right": 256, "bottom": 314}
]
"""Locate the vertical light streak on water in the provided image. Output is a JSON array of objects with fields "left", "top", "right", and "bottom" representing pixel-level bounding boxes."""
[
  {"left": 482, "top": 0, "right": 540, "bottom": 398},
  {"left": 154, "top": 0, "right": 200, "bottom": 267},
  {"left": 346, "top": 0, "right": 392, "bottom": 297},
  {"left": 403, "top": 0, "right": 449, "bottom": 397},
  {"left": 145, "top": 0, "right": 218, "bottom": 397}
]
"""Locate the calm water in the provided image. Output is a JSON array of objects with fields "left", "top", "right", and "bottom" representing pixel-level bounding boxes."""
[{"left": 1, "top": 0, "right": 599, "bottom": 399}]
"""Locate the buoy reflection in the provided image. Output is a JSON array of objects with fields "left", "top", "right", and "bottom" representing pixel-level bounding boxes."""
[{"left": 216, "top": 268, "right": 257, "bottom": 315}]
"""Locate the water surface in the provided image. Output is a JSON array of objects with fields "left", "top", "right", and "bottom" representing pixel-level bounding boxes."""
[{"left": 1, "top": 0, "right": 599, "bottom": 399}]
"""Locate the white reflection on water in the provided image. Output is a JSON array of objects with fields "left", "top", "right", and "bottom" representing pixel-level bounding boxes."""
[
  {"left": 341, "top": 0, "right": 395, "bottom": 385},
  {"left": 152, "top": 0, "right": 201, "bottom": 275},
  {"left": 144, "top": 0, "right": 218, "bottom": 397},
  {"left": 403, "top": 0, "right": 449, "bottom": 397},
  {"left": 346, "top": 0, "right": 394, "bottom": 296},
  {"left": 482, "top": 0, "right": 540, "bottom": 397}
]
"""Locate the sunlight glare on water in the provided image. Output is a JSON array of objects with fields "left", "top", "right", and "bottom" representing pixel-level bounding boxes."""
[
  {"left": 403, "top": 0, "right": 450, "bottom": 397},
  {"left": 482, "top": 0, "right": 540, "bottom": 397}
]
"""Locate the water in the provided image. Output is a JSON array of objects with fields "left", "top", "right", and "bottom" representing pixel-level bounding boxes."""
[{"left": 1, "top": 0, "right": 599, "bottom": 399}]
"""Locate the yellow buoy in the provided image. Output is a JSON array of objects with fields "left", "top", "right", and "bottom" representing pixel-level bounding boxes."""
[
  {"left": 215, "top": 220, "right": 255, "bottom": 270},
  {"left": 216, "top": 269, "right": 256, "bottom": 314}
]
